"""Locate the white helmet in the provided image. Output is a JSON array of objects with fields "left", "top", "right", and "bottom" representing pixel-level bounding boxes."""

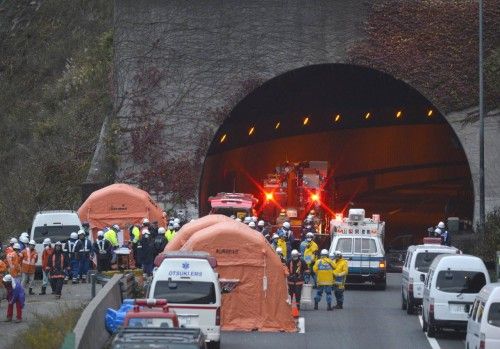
[
  {"left": 235, "top": 218, "right": 242, "bottom": 222},
  {"left": 249, "top": 221, "right": 256, "bottom": 228},
  {"left": 2, "top": 274, "right": 12, "bottom": 283},
  {"left": 173, "top": 222, "right": 180, "bottom": 229},
  {"left": 306, "top": 232, "right": 314, "bottom": 239},
  {"left": 272, "top": 233, "right": 279, "bottom": 240},
  {"left": 112, "top": 224, "right": 120, "bottom": 231},
  {"left": 20, "top": 232, "right": 29, "bottom": 238},
  {"left": 320, "top": 249, "right": 329, "bottom": 256},
  {"left": 142, "top": 229, "right": 150, "bottom": 236},
  {"left": 78, "top": 229, "right": 85, "bottom": 236},
  {"left": 291, "top": 249, "right": 299, "bottom": 257},
  {"left": 20, "top": 236, "right": 29, "bottom": 244},
  {"left": 13, "top": 243, "right": 21, "bottom": 250},
  {"left": 29, "top": 239, "right": 36, "bottom": 245},
  {"left": 244, "top": 217, "right": 251, "bottom": 223},
  {"left": 276, "top": 247, "right": 283, "bottom": 254},
  {"left": 142, "top": 218, "right": 150, "bottom": 224},
  {"left": 43, "top": 238, "right": 51, "bottom": 245},
  {"left": 174, "top": 218, "right": 181, "bottom": 224},
  {"left": 252, "top": 216, "right": 258, "bottom": 222},
  {"left": 283, "top": 221, "right": 291, "bottom": 229},
  {"left": 437, "top": 221, "right": 445, "bottom": 229},
  {"left": 97, "top": 230, "right": 104, "bottom": 237},
  {"left": 158, "top": 227, "right": 166, "bottom": 234},
  {"left": 258, "top": 220, "right": 265, "bottom": 227},
  {"left": 334, "top": 250, "right": 342, "bottom": 257},
  {"left": 70, "top": 232, "right": 78, "bottom": 240},
  {"left": 434, "top": 228, "right": 442, "bottom": 235},
  {"left": 307, "top": 214, "right": 313, "bottom": 220},
  {"left": 9, "top": 237, "right": 18, "bottom": 244}
]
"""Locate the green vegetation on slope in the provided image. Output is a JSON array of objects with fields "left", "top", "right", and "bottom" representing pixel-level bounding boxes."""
[{"left": 0, "top": 0, "right": 113, "bottom": 240}]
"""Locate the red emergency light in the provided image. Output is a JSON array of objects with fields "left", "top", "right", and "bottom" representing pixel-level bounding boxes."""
[
  {"left": 135, "top": 299, "right": 168, "bottom": 307},
  {"left": 265, "top": 192, "right": 274, "bottom": 201},
  {"left": 335, "top": 213, "right": 343, "bottom": 221},
  {"left": 310, "top": 193, "right": 320, "bottom": 202}
]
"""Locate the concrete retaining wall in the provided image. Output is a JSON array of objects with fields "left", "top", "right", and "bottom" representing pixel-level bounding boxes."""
[{"left": 73, "top": 274, "right": 123, "bottom": 349}]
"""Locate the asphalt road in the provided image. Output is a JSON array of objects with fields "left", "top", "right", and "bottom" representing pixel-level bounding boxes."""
[{"left": 222, "top": 273, "right": 465, "bottom": 349}]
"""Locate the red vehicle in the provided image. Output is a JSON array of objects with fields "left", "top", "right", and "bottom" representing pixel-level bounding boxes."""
[
  {"left": 208, "top": 192, "right": 258, "bottom": 220},
  {"left": 123, "top": 299, "right": 180, "bottom": 329}
]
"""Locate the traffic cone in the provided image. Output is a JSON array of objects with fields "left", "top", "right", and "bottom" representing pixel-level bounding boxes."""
[{"left": 291, "top": 301, "right": 300, "bottom": 318}]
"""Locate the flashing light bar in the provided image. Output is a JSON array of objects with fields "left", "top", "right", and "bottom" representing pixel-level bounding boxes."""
[
  {"left": 310, "top": 193, "right": 320, "bottom": 202},
  {"left": 335, "top": 213, "right": 343, "bottom": 221},
  {"left": 135, "top": 299, "right": 168, "bottom": 307},
  {"left": 265, "top": 192, "right": 274, "bottom": 201}
]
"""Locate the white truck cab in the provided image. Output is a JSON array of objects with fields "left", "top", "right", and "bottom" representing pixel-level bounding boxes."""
[
  {"left": 466, "top": 283, "right": 500, "bottom": 349},
  {"left": 329, "top": 209, "right": 386, "bottom": 289},
  {"left": 401, "top": 238, "right": 460, "bottom": 314},
  {"left": 148, "top": 252, "right": 221, "bottom": 349}
]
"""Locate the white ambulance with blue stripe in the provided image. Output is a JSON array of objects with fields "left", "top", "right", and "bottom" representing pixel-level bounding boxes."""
[{"left": 329, "top": 209, "right": 387, "bottom": 289}]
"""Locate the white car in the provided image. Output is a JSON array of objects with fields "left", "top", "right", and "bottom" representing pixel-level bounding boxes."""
[
  {"left": 466, "top": 283, "right": 500, "bottom": 349},
  {"left": 401, "top": 240, "right": 459, "bottom": 314},
  {"left": 149, "top": 252, "right": 221, "bottom": 349},
  {"left": 422, "top": 254, "right": 490, "bottom": 337}
]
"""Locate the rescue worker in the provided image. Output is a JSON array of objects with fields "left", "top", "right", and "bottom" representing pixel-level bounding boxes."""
[
  {"left": 137, "top": 230, "right": 155, "bottom": 277},
  {"left": 18, "top": 235, "right": 29, "bottom": 251},
  {"left": 66, "top": 232, "right": 79, "bottom": 284},
  {"left": 20, "top": 240, "right": 38, "bottom": 295},
  {"left": 81, "top": 222, "right": 91, "bottom": 238},
  {"left": 287, "top": 250, "right": 309, "bottom": 309},
  {"left": 93, "top": 231, "right": 112, "bottom": 272},
  {"left": 433, "top": 228, "right": 442, "bottom": 239},
  {"left": 278, "top": 221, "right": 294, "bottom": 253},
  {"left": 243, "top": 216, "right": 252, "bottom": 225},
  {"left": 75, "top": 230, "right": 92, "bottom": 283},
  {"left": 40, "top": 238, "right": 53, "bottom": 295},
  {"left": 2, "top": 274, "right": 25, "bottom": 322},
  {"left": 309, "top": 210, "right": 321, "bottom": 230},
  {"left": 172, "top": 222, "right": 181, "bottom": 234},
  {"left": 248, "top": 221, "right": 257, "bottom": 230},
  {"left": 5, "top": 238, "right": 17, "bottom": 255},
  {"left": 165, "top": 222, "right": 176, "bottom": 242},
  {"left": 6, "top": 243, "right": 21, "bottom": 283},
  {"left": 437, "top": 221, "right": 451, "bottom": 246},
  {"left": 104, "top": 225, "right": 119, "bottom": 249},
  {"left": 276, "top": 209, "right": 288, "bottom": 226},
  {"left": 271, "top": 233, "right": 279, "bottom": 250},
  {"left": 332, "top": 250, "right": 348, "bottom": 309},
  {"left": 48, "top": 241, "right": 69, "bottom": 299},
  {"left": 313, "top": 249, "right": 335, "bottom": 311},
  {"left": 302, "top": 232, "right": 319, "bottom": 287},
  {"left": 129, "top": 223, "right": 141, "bottom": 267},
  {"left": 275, "top": 247, "right": 287, "bottom": 265},
  {"left": 154, "top": 227, "right": 167, "bottom": 256},
  {"left": 277, "top": 231, "right": 288, "bottom": 260}
]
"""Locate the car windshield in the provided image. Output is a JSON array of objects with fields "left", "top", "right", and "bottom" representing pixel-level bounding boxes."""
[
  {"left": 153, "top": 281, "right": 216, "bottom": 304},
  {"left": 335, "top": 238, "right": 352, "bottom": 254},
  {"left": 488, "top": 303, "right": 500, "bottom": 327},
  {"left": 414, "top": 252, "right": 442, "bottom": 273},
  {"left": 435, "top": 270, "right": 486, "bottom": 293},
  {"left": 33, "top": 225, "right": 81, "bottom": 244}
]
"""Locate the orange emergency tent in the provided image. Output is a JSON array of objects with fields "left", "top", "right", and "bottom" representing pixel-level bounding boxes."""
[
  {"left": 169, "top": 220, "right": 296, "bottom": 332},
  {"left": 78, "top": 183, "right": 166, "bottom": 240}
]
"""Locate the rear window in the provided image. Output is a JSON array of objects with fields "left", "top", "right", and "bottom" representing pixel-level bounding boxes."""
[
  {"left": 33, "top": 225, "right": 81, "bottom": 244},
  {"left": 335, "top": 238, "right": 352, "bottom": 254},
  {"left": 435, "top": 270, "right": 486, "bottom": 293},
  {"left": 488, "top": 303, "right": 500, "bottom": 327},
  {"left": 127, "top": 317, "right": 174, "bottom": 328},
  {"left": 414, "top": 252, "right": 442, "bottom": 273},
  {"left": 153, "top": 281, "right": 216, "bottom": 304}
]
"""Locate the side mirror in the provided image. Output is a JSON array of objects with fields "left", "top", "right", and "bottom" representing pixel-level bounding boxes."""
[{"left": 420, "top": 274, "right": 425, "bottom": 282}]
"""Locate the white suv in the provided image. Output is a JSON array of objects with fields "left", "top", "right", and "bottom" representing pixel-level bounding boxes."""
[{"left": 401, "top": 240, "right": 459, "bottom": 314}]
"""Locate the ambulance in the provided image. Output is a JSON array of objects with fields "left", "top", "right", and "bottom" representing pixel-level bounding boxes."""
[{"left": 329, "top": 209, "right": 387, "bottom": 289}]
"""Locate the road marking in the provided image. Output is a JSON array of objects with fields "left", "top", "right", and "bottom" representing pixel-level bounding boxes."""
[
  {"left": 298, "top": 317, "right": 305, "bottom": 333},
  {"left": 419, "top": 315, "right": 441, "bottom": 349}
]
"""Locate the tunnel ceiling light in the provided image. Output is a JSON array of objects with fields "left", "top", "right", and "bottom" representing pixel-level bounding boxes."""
[
  {"left": 334, "top": 114, "right": 341, "bottom": 122},
  {"left": 220, "top": 134, "right": 227, "bottom": 143},
  {"left": 248, "top": 126, "right": 255, "bottom": 136},
  {"left": 364, "top": 112, "right": 371, "bottom": 120},
  {"left": 303, "top": 116, "right": 310, "bottom": 125},
  {"left": 427, "top": 109, "right": 434, "bottom": 117},
  {"left": 275, "top": 121, "right": 281, "bottom": 129},
  {"left": 396, "top": 110, "right": 403, "bottom": 118}
]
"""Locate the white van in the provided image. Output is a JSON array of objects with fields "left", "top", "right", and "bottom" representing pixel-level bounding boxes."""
[
  {"left": 401, "top": 239, "right": 459, "bottom": 314},
  {"left": 422, "top": 254, "right": 490, "bottom": 337},
  {"left": 30, "top": 211, "right": 83, "bottom": 271},
  {"left": 148, "top": 252, "right": 221, "bottom": 349},
  {"left": 466, "top": 283, "right": 500, "bottom": 349}
]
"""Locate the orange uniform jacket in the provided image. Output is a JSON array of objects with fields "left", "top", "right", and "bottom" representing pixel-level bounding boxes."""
[
  {"left": 0, "top": 259, "right": 7, "bottom": 274},
  {"left": 42, "top": 247, "right": 53, "bottom": 270},
  {"left": 20, "top": 248, "right": 38, "bottom": 274},
  {"left": 6, "top": 251, "right": 21, "bottom": 278}
]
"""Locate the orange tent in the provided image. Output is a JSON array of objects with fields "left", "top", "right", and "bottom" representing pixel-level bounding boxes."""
[
  {"left": 168, "top": 220, "right": 296, "bottom": 332},
  {"left": 78, "top": 183, "right": 166, "bottom": 240}
]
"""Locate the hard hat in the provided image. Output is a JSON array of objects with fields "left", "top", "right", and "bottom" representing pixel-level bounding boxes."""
[
  {"left": 258, "top": 220, "right": 265, "bottom": 227},
  {"left": 283, "top": 221, "right": 291, "bottom": 229},
  {"left": 434, "top": 228, "right": 441, "bottom": 234},
  {"left": 249, "top": 221, "right": 256, "bottom": 228},
  {"left": 320, "top": 249, "right": 329, "bottom": 256},
  {"left": 272, "top": 233, "right": 279, "bottom": 240},
  {"left": 334, "top": 250, "right": 342, "bottom": 257},
  {"left": 437, "top": 221, "right": 445, "bottom": 229},
  {"left": 173, "top": 222, "right": 180, "bottom": 229},
  {"left": 55, "top": 241, "right": 62, "bottom": 246},
  {"left": 244, "top": 217, "right": 251, "bottom": 223},
  {"left": 291, "top": 249, "right": 299, "bottom": 257},
  {"left": 142, "top": 229, "right": 150, "bottom": 235},
  {"left": 235, "top": 218, "right": 242, "bottom": 222},
  {"left": 142, "top": 218, "right": 150, "bottom": 224},
  {"left": 174, "top": 218, "right": 181, "bottom": 224},
  {"left": 97, "top": 230, "right": 104, "bottom": 237},
  {"left": 307, "top": 214, "right": 313, "bottom": 220},
  {"left": 112, "top": 224, "right": 120, "bottom": 230},
  {"left": 158, "top": 227, "right": 166, "bottom": 234},
  {"left": 43, "top": 238, "right": 51, "bottom": 245},
  {"left": 29, "top": 239, "right": 36, "bottom": 245},
  {"left": 78, "top": 229, "right": 85, "bottom": 236},
  {"left": 13, "top": 243, "right": 21, "bottom": 250},
  {"left": 2, "top": 274, "right": 12, "bottom": 283},
  {"left": 310, "top": 210, "right": 316, "bottom": 215},
  {"left": 9, "top": 237, "right": 18, "bottom": 244},
  {"left": 306, "top": 232, "right": 314, "bottom": 238},
  {"left": 20, "top": 232, "right": 29, "bottom": 238},
  {"left": 252, "top": 216, "right": 258, "bottom": 222},
  {"left": 230, "top": 215, "right": 236, "bottom": 219},
  {"left": 276, "top": 247, "right": 283, "bottom": 254},
  {"left": 20, "top": 236, "right": 29, "bottom": 244},
  {"left": 70, "top": 232, "right": 78, "bottom": 240}
]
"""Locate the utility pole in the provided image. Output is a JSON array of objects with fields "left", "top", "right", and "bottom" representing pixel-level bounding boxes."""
[{"left": 478, "top": 0, "right": 486, "bottom": 232}]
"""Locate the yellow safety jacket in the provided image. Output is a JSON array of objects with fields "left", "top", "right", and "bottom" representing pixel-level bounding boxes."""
[
  {"left": 277, "top": 238, "right": 288, "bottom": 259},
  {"left": 131, "top": 226, "right": 141, "bottom": 243},
  {"left": 313, "top": 257, "right": 335, "bottom": 286},
  {"left": 104, "top": 229, "right": 118, "bottom": 247},
  {"left": 333, "top": 258, "right": 349, "bottom": 289},
  {"left": 165, "top": 229, "right": 176, "bottom": 242},
  {"left": 303, "top": 241, "right": 318, "bottom": 265}
]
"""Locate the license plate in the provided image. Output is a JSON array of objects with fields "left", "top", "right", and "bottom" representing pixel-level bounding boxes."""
[
  {"left": 450, "top": 304, "right": 465, "bottom": 313},
  {"left": 178, "top": 315, "right": 199, "bottom": 327}
]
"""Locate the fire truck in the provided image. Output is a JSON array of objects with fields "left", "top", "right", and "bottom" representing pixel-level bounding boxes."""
[
  {"left": 261, "top": 161, "right": 332, "bottom": 240},
  {"left": 208, "top": 192, "right": 258, "bottom": 220}
]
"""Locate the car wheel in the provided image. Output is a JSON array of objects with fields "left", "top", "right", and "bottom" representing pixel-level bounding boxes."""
[
  {"left": 406, "top": 299, "right": 414, "bottom": 315},
  {"left": 427, "top": 321, "right": 437, "bottom": 338},
  {"left": 422, "top": 314, "right": 427, "bottom": 332},
  {"left": 401, "top": 292, "right": 407, "bottom": 310}
]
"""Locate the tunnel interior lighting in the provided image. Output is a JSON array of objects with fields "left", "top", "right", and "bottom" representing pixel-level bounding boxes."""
[
  {"left": 303, "top": 116, "right": 310, "bottom": 125},
  {"left": 364, "top": 112, "right": 371, "bottom": 120},
  {"left": 334, "top": 114, "right": 341, "bottom": 122},
  {"left": 427, "top": 109, "right": 434, "bottom": 117},
  {"left": 248, "top": 126, "right": 255, "bottom": 136},
  {"left": 275, "top": 121, "right": 280, "bottom": 129},
  {"left": 396, "top": 110, "right": 403, "bottom": 118},
  {"left": 220, "top": 134, "right": 227, "bottom": 143}
]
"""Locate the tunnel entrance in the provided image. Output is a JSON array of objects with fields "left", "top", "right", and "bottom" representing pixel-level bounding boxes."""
[{"left": 199, "top": 64, "right": 473, "bottom": 244}]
